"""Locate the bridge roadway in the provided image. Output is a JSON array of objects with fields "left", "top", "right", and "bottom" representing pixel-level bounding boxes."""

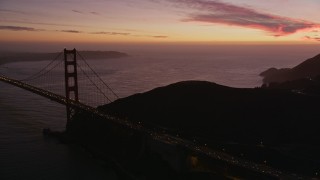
[{"left": 0, "top": 75, "right": 299, "bottom": 179}]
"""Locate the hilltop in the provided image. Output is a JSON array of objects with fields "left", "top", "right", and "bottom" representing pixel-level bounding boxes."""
[
  {"left": 260, "top": 53, "right": 320, "bottom": 84},
  {"left": 100, "top": 80, "right": 320, "bottom": 145},
  {"left": 96, "top": 80, "right": 320, "bottom": 176},
  {"left": 0, "top": 50, "right": 128, "bottom": 65}
]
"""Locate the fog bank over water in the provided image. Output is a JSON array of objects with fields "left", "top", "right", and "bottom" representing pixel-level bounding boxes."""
[
  {"left": 1, "top": 42, "right": 319, "bottom": 56},
  {"left": 1, "top": 42, "right": 320, "bottom": 91}
]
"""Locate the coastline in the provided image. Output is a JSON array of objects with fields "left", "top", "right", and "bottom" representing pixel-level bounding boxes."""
[{"left": 0, "top": 51, "right": 128, "bottom": 65}]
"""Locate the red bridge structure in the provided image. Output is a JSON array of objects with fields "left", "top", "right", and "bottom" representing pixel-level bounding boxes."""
[{"left": 0, "top": 49, "right": 299, "bottom": 179}]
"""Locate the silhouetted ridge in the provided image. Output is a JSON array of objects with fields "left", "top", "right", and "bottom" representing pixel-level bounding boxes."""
[
  {"left": 100, "top": 80, "right": 320, "bottom": 145},
  {"left": 292, "top": 53, "right": 320, "bottom": 74},
  {"left": 260, "top": 53, "right": 320, "bottom": 83},
  {"left": 71, "top": 80, "right": 320, "bottom": 178}
]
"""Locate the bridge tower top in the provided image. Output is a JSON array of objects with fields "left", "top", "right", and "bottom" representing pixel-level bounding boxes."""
[{"left": 64, "top": 48, "right": 79, "bottom": 130}]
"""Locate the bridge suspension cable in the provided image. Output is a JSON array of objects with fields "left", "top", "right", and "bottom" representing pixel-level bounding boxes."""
[
  {"left": 76, "top": 52, "right": 119, "bottom": 99},
  {"left": 7, "top": 49, "right": 119, "bottom": 107},
  {"left": 73, "top": 51, "right": 119, "bottom": 106},
  {"left": 16, "top": 51, "right": 65, "bottom": 97},
  {"left": 19, "top": 51, "right": 63, "bottom": 82},
  {"left": 77, "top": 63, "right": 113, "bottom": 103}
]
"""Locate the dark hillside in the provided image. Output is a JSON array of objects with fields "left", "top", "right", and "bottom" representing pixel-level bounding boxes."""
[
  {"left": 100, "top": 81, "right": 320, "bottom": 145},
  {"left": 261, "top": 54, "right": 320, "bottom": 83}
]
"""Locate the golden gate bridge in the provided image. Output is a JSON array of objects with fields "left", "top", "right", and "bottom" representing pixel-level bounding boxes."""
[{"left": 0, "top": 49, "right": 296, "bottom": 179}]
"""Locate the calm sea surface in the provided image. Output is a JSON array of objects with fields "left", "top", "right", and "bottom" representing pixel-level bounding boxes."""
[{"left": 0, "top": 45, "right": 319, "bottom": 179}]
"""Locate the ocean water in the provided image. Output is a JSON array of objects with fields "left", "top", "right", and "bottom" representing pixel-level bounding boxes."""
[{"left": 0, "top": 45, "right": 319, "bottom": 179}]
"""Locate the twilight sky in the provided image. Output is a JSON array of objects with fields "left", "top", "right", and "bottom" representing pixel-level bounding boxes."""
[{"left": 1, "top": 0, "right": 320, "bottom": 45}]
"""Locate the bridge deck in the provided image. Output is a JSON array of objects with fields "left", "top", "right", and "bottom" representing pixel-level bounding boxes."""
[{"left": 0, "top": 75, "right": 295, "bottom": 179}]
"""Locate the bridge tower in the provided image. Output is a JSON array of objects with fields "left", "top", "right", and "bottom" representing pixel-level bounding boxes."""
[{"left": 64, "top": 48, "right": 79, "bottom": 131}]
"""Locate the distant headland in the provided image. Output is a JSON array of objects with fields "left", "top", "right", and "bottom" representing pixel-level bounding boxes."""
[
  {"left": 260, "top": 53, "right": 320, "bottom": 84},
  {"left": 0, "top": 50, "right": 128, "bottom": 65}
]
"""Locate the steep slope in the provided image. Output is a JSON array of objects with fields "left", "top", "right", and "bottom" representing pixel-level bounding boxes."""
[
  {"left": 100, "top": 81, "right": 320, "bottom": 145},
  {"left": 260, "top": 54, "right": 320, "bottom": 84}
]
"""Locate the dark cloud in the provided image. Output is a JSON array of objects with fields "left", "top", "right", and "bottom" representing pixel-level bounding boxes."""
[
  {"left": 91, "top": 32, "right": 108, "bottom": 34},
  {"left": 0, "top": 25, "right": 41, "bottom": 31},
  {"left": 0, "top": 20, "right": 88, "bottom": 28},
  {"left": 91, "top": 31, "right": 131, "bottom": 35},
  {"left": 110, "top": 32, "right": 130, "bottom": 35},
  {"left": 0, "top": 25, "right": 83, "bottom": 34},
  {"left": 172, "top": 0, "right": 320, "bottom": 36},
  {"left": 0, "top": 25, "right": 168, "bottom": 39},
  {"left": 90, "top": 12, "right": 100, "bottom": 15},
  {"left": 151, "top": 35, "right": 168, "bottom": 38},
  {"left": 59, "top": 30, "right": 82, "bottom": 33},
  {"left": 72, "top": 10, "right": 84, "bottom": 14},
  {"left": 91, "top": 31, "right": 169, "bottom": 38},
  {"left": 0, "top": 9, "right": 27, "bottom": 15},
  {"left": 72, "top": 10, "right": 100, "bottom": 16},
  {"left": 305, "top": 36, "right": 320, "bottom": 41}
]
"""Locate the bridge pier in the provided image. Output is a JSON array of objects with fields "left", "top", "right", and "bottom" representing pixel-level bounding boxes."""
[{"left": 64, "top": 48, "right": 79, "bottom": 131}]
